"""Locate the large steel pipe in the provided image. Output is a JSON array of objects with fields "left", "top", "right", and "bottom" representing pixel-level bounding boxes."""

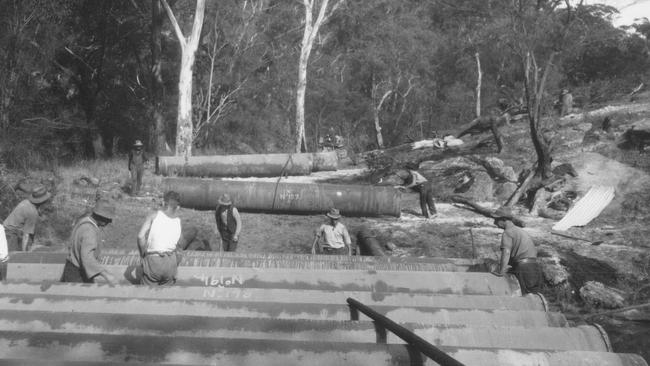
[
  {"left": 156, "top": 152, "right": 338, "bottom": 178},
  {"left": 0, "top": 294, "right": 565, "bottom": 326},
  {"left": 0, "top": 332, "right": 646, "bottom": 366},
  {"left": 6, "top": 264, "right": 521, "bottom": 295},
  {"left": 0, "top": 311, "right": 608, "bottom": 351},
  {"left": 0, "top": 283, "right": 544, "bottom": 311},
  {"left": 8, "top": 251, "right": 487, "bottom": 272},
  {"left": 162, "top": 177, "right": 402, "bottom": 216}
]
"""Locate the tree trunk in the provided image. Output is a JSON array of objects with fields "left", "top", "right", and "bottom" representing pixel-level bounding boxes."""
[
  {"left": 150, "top": 0, "right": 167, "bottom": 154},
  {"left": 175, "top": 50, "right": 195, "bottom": 157},
  {"left": 475, "top": 52, "right": 482, "bottom": 117},
  {"left": 373, "top": 109, "right": 384, "bottom": 149},
  {"left": 524, "top": 52, "right": 554, "bottom": 179},
  {"left": 295, "top": 47, "right": 310, "bottom": 153},
  {"left": 162, "top": 0, "right": 206, "bottom": 158}
]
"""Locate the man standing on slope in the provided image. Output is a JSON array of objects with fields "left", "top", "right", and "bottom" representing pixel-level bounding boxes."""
[
  {"left": 128, "top": 140, "right": 147, "bottom": 195},
  {"left": 138, "top": 191, "right": 183, "bottom": 286},
  {"left": 215, "top": 194, "right": 242, "bottom": 252}
]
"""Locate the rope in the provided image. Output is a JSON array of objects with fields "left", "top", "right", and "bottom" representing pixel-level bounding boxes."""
[{"left": 271, "top": 154, "right": 295, "bottom": 210}]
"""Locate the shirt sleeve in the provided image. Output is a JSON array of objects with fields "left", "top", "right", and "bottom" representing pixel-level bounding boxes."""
[
  {"left": 78, "top": 226, "right": 104, "bottom": 279},
  {"left": 500, "top": 231, "right": 513, "bottom": 251},
  {"left": 0, "top": 225, "right": 8, "bottom": 261}
]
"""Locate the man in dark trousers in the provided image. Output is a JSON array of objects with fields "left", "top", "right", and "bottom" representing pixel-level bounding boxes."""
[
  {"left": 398, "top": 162, "right": 437, "bottom": 219},
  {"left": 128, "top": 140, "right": 147, "bottom": 195},
  {"left": 60, "top": 199, "right": 117, "bottom": 284},
  {"left": 3, "top": 185, "right": 52, "bottom": 252},
  {"left": 491, "top": 206, "right": 542, "bottom": 295},
  {"left": 215, "top": 194, "right": 241, "bottom": 252}
]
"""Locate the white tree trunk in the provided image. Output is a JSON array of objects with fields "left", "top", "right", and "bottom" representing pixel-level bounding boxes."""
[
  {"left": 162, "top": 0, "right": 206, "bottom": 158},
  {"left": 475, "top": 52, "right": 482, "bottom": 117},
  {"left": 176, "top": 50, "right": 196, "bottom": 157}
]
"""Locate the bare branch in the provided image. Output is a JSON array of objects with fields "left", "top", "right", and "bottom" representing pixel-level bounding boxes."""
[{"left": 160, "top": 0, "right": 187, "bottom": 48}]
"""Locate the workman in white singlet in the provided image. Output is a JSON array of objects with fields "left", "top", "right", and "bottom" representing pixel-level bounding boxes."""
[{"left": 137, "top": 191, "right": 182, "bottom": 286}]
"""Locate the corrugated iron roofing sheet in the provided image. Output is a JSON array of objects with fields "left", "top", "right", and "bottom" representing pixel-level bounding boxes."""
[{"left": 552, "top": 186, "right": 615, "bottom": 231}]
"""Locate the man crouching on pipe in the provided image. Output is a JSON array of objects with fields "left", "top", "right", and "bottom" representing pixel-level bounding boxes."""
[
  {"left": 137, "top": 191, "right": 182, "bottom": 286},
  {"left": 491, "top": 206, "right": 542, "bottom": 295},
  {"left": 312, "top": 208, "right": 352, "bottom": 256}
]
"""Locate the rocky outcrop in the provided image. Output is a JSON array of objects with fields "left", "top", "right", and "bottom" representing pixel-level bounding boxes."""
[{"left": 580, "top": 281, "right": 627, "bottom": 309}]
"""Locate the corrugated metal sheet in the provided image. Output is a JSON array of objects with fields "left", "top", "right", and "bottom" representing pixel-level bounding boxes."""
[{"left": 552, "top": 186, "right": 615, "bottom": 231}]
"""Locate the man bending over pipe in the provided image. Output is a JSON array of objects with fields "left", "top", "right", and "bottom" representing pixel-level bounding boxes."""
[
  {"left": 60, "top": 199, "right": 117, "bottom": 284},
  {"left": 138, "top": 191, "right": 183, "bottom": 286},
  {"left": 312, "top": 208, "right": 352, "bottom": 256},
  {"left": 491, "top": 206, "right": 542, "bottom": 295}
]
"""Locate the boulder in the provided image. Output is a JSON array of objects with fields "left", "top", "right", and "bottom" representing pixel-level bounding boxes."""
[
  {"left": 494, "top": 182, "right": 518, "bottom": 202},
  {"left": 579, "top": 281, "right": 626, "bottom": 309},
  {"left": 575, "top": 122, "right": 593, "bottom": 132},
  {"left": 540, "top": 257, "right": 569, "bottom": 286}
]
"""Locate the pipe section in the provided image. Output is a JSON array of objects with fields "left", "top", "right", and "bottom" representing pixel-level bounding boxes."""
[
  {"left": 0, "top": 295, "right": 565, "bottom": 326},
  {"left": 0, "top": 331, "right": 646, "bottom": 366},
  {"left": 162, "top": 178, "right": 402, "bottom": 217},
  {"left": 0, "top": 310, "right": 605, "bottom": 351},
  {"left": 8, "top": 251, "right": 487, "bottom": 272},
  {"left": 0, "top": 283, "right": 544, "bottom": 311},
  {"left": 6, "top": 265, "right": 521, "bottom": 295},
  {"left": 156, "top": 152, "right": 338, "bottom": 178}
]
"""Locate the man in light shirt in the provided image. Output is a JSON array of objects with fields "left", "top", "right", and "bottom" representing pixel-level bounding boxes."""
[
  {"left": 311, "top": 208, "right": 352, "bottom": 256},
  {"left": 138, "top": 191, "right": 182, "bottom": 286},
  {"left": 0, "top": 224, "right": 8, "bottom": 280}
]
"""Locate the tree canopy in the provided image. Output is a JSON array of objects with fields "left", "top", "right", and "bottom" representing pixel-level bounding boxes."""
[{"left": 0, "top": 0, "right": 648, "bottom": 165}]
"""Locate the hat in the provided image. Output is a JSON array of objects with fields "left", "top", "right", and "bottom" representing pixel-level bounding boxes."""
[
  {"left": 133, "top": 140, "right": 144, "bottom": 147},
  {"left": 29, "top": 185, "right": 51, "bottom": 204},
  {"left": 326, "top": 208, "right": 341, "bottom": 219},
  {"left": 492, "top": 206, "right": 514, "bottom": 220},
  {"left": 93, "top": 199, "right": 116, "bottom": 220},
  {"left": 561, "top": 89, "right": 569, "bottom": 95},
  {"left": 218, "top": 194, "right": 232, "bottom": 206}
]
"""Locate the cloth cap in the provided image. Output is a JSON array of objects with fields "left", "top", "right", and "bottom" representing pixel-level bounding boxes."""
[
  {"left": 29, "top": 186, "right": 51, "bottom": 204},
  {"left": 492, "top": 206, "right": 514, "bottom": 220},
  {"left": 326, "top": 208, "right": 341, "bottom": 219},
  {"left": 93, "top": 199, "right": 116, "bottom": 220},
  {"left": 218, "top": 194, "right": 232, "bottom": 206},
  {"left": 133, "top": 140, "right": 144, "bottom": 147}
]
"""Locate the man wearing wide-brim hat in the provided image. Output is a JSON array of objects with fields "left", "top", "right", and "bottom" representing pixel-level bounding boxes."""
[
  {"left": 60, "top": 199, "right": 117, "bottom": 284},
  {"left": 3, "top": 185, "right": 52, "bottom": 252},
  {"left": 491, "top": 206, "right": 542, "bottom": 295},
  {"left": 128, "top": 139, "right": 147, "bottom": 195},
  {"left": 215, "top": 194, "right": 242, "bottom": 252},
  {"left": 312, "top": 208, "right": 352, "bottom": 255}
]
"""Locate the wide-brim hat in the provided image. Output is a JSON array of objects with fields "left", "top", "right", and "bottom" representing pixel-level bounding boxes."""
[
  {"left": 29, "top": 186, "right": 51, "bottom": 204},
  {"left": 93, "top": 199, "right": 116, "bottom": 220},
  {"left": 133, "top": 140, "right": 144, "bottom": 147},
  {"left": 218, "top": 194, "right": 232, "bottom": 206},
  {"left": 492, "top": 206, "right": 514, "bottom": 220},
  {"left": 326, "top": 208, "right": 341, "bottom": 219}
]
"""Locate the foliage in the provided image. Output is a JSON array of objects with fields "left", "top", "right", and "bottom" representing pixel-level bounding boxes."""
[{"left": 0, "top": 0, "right": 648, "bottom": 160}]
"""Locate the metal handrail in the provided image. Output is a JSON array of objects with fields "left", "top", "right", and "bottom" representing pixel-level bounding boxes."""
[{"left": 347, "top": 297, "right": 465, "bottom": 366}]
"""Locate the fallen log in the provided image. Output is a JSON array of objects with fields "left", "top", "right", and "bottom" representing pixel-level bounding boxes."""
[{"left": 450, "top": 195, "right": 526, "bottom": 227}]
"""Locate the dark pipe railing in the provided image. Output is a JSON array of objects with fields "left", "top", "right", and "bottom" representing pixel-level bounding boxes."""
[{"left": 347, "top": 297, "right": 465, "bottom": 366}]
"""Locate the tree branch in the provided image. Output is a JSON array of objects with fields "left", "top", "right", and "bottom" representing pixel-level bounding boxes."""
[{"left": 160, "top": 0, "right": 187, "bottom": 48}]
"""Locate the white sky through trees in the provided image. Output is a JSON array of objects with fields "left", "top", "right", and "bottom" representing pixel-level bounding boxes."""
[{"left": 588, "top": 0, "right": 650, "bottom": 26}]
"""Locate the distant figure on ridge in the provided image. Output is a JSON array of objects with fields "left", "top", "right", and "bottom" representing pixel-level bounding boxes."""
[
  {"left": 559, "top": 88, "right": 573, "bottom": 117},
  {"left": 128, "top": 140, "right": 147, "bottom": 195},
  {"left": 312, "top": 208, "right": 352, "bottom": 256},
  {"left": 215, "top": 194, "right": 241, "bottom": 252}
]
